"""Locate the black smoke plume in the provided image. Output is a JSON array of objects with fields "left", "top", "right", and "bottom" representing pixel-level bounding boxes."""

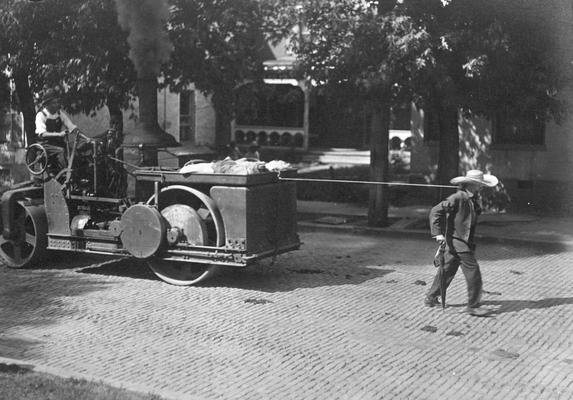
[{"left": 114, "top": 0, "right": 173, "bottom": 77}]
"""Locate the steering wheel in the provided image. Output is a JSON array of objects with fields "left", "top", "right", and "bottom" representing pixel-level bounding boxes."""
[{"left": 25, "top": 143, "right": 49, "bottom": 175}]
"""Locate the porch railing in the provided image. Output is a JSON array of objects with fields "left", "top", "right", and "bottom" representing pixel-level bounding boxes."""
[{"left": 231, "top": 124, "right": 307, "bottom": 150}]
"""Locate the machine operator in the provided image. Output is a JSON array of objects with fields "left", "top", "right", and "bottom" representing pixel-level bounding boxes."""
[{"left": 35, "top": 87, "right": 87, "bottom": 172}]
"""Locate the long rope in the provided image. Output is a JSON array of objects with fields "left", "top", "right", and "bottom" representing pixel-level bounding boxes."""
[
  {"left": 279, "top": 176, "right": 457, "bottom": 189},
  {"left": 105, "top": 155, "right": 457, "bottom": 189}
]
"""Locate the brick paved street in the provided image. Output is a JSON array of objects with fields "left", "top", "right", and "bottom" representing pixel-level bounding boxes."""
[{"left": 1, "top": 228, "right": 572, "bottom": 400}]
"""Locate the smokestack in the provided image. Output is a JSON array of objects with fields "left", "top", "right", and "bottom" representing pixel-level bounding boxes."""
[
  {"left": 115, "top": 0, "right": 176, "bottom": 149},
  {"left": 122, "top": 76, "right": 178, "bottom": 147}
]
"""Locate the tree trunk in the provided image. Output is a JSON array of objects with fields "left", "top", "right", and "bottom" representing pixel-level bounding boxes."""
[
  {"left": 108, "top": 105, "right": 123, "bottom": 133},
  {"left": 437, "top": 101, "right": 459, "bottom": 200},
  {"left": 107, "top": 89, "right": 124, "bottom": 134},
  {"left": 213, "top": 92, "right": 233, "bottom": 150},
  {"left": 12, "top": 69, "right": 36, "bottom": 145},
  {"left": 368, "top": 102, "right": 391, "bottom": 227},
  {"left": 215, "top": 108, "right": 232, "bottom": 149}
]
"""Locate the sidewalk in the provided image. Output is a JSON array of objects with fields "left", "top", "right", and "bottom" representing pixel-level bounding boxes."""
[{"left": 297, "top": 200, "right": 573, "bottom": 246}]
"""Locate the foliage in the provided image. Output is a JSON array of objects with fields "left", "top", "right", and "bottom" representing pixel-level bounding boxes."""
[
  {"left": 0, "top": 0, "right": 136, "bottom": 115},
  {"left": 164, "top": 0, "right": 270, "bottom": 112},
  {"left": 0, "top": 367, "right": 164, "bottom": 400},
  {"left": 397, "top": 0, "right": 573, "bottom": 188},
  {"left": 63, "top": 0, "right": 137, "bottom": 115},
  {"left": 403, "top": 0, "right": 570, "bottom": 125},
  {"left": 265, "top": 0, "right": 431, "bottom": 104},
  {"left": 0, "top": 0, "right": 280, "bottom": 146},
  {"left": 1, "top": 0, "right": 567, "bottom": 161},
  {"left": 272, "top": 0, "right": 571, "bottom": 147}
]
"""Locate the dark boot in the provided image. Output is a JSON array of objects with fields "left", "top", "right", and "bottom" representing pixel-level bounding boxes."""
[
  {"left": 424, "top": 296, "right": 440, "bottom": 308},
  {"left": 466, "top": 306, "right": 492, "bottom": 317}
]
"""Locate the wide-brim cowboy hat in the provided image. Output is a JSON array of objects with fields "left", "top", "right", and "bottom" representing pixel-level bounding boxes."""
[
  {"left": 41, "top": 88, "right": 61, "bottom": 106},
  {"left": 450, "top": 169, "right": 498, "bottom": 187}
]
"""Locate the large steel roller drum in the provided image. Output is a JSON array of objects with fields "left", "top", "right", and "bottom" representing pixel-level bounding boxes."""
[
  {"left": 160, "top": 204, "right": 208, "bottom": 246},
  {"left": 120, "top": 204, "right": 166, "bottom": 259},
  {"left": 143, "top": 186, "right": 225, "bottom": 285}
]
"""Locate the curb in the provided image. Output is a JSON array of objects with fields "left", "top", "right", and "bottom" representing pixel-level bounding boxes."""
[
  {"left": 298, "top": 219, "right": 573, "bottom": 249},
  {"left": 0, "top": 356, "right": 199, "bottom": 400}
]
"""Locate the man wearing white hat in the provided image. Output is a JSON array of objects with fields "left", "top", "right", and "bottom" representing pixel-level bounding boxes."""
[
  {"left": 35, "top": 87, "right": 84, "bottom": 172},
  {"left": 424, "top": 170, "right": 499, "bottom": 316}
]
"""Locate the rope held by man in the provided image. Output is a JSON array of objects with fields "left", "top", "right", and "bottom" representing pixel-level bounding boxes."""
[{"left": 279, "top": 176, "right": 457, "bottom": 189}]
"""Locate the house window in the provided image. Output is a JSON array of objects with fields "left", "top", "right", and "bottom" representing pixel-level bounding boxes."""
[
  {"left": 179, "top": 90, "right": 194, "bottom": 142},
  {"left": 493, "top": 113, "right": 544, "bottom": 145}
]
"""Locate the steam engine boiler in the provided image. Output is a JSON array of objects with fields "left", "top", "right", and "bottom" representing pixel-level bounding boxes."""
[{"left": 0, "top": 130, "right": 300, "bottom": 285}]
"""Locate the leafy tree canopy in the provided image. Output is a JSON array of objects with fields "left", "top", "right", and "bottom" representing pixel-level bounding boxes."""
[
  {"left": 1, "top": 0, "right": 279, "bottom": 146},
  {"left": 0, "top": 0, "right": 136, "bottom": 116},
  {"left": 402, "top": 0, "right": 570, "bottom": 123},
  {"left": 164, "top": 0, "right": 272, "bottom": 112},
  {"left": 265, "top": 0, "right": 431, "bottom": 105}
]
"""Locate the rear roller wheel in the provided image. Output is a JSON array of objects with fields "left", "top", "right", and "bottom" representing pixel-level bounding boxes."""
[
  {"left": 0, "top": 204, "right": 48, "bottom": 268},
  {"left": 146, "top": 186, "right": 225, "bottom": 286},
  {"left": 146, "top": 259, "right": 217, "bottom": 286}
]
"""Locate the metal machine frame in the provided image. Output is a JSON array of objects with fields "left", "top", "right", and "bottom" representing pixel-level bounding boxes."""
[{"left": 0, "top": 133, "right": 300, "bottom": 285}]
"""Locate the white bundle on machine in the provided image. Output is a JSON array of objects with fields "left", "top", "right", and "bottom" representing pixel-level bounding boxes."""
[{"left": 179, "top": 157, "right": 292, "bottom": 175}]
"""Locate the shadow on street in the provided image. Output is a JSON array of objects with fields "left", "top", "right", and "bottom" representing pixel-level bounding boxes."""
[
  {"left": 205, "top": 263, "right": 394, "bottom": 293},
  {"left": 77, "top": 257, "right": 159, "bottom": 281},
  {"left": 0, "top": 264, "right": 115, "bottom": 360},
  {"left": 76, "top": 254, "right": 395, "bottom": 292},
  {"left": 483, "top": 297, "right": 573, "bottom": 315}
]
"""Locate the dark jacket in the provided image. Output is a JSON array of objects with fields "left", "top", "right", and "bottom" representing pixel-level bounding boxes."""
[{"left": 429, "top": 189, "right": 482, "bottom": 253}]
